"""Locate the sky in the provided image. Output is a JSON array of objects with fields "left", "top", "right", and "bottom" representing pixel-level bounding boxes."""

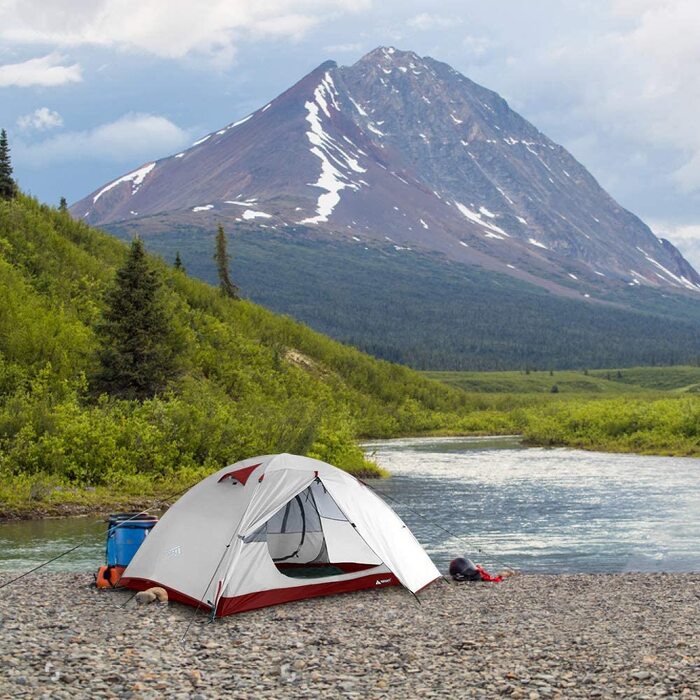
[{"left": 1, "top": 0, "right": 699, "bottom": 267}]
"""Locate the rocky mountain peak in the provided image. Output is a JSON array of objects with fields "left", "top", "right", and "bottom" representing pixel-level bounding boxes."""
[{"left": 70, "top": 47, "right": 700, "bottom": 296}]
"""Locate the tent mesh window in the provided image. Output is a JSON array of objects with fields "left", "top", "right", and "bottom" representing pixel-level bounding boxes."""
[{"left": 250, "top": 481, "right": 380, "bottom": 579}]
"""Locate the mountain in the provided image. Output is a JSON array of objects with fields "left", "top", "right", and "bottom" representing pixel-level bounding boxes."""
[
  {"left": 72, "top": 46, "right": 700, "bottom": 295},
  {"left": 70, "top": 47, "right": 700, "bottom": 369}
]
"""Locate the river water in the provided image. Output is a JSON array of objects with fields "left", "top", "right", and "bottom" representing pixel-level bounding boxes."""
[
  {"left": 1, "top": 437, "right": 698, "bottom": 574},
  {"left": 363, "top": 437, "right": 700, "bottom": 574}
]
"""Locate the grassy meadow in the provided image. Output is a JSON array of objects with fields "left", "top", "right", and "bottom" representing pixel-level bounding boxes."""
[{"left": 425, "top": 367, "right": 700, "bottom": 457}]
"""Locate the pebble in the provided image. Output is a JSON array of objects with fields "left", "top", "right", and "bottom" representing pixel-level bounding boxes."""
[{"left": 0, "top": 572, "right": 698, "bottom": 698}]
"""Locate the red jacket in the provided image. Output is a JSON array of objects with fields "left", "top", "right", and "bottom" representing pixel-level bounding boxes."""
[{"left": 476, "top": 564, "right": 503, "bottom": 583}]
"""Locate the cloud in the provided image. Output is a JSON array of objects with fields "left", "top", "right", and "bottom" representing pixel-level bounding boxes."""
[
  {"left": 16, "top": 113, "right": 190, "bottom": 166},
  {"left": 0, "top": 53, "right": 82, "bottom": 87},
  {"left": 506, "top": 1, "right": 700, "bottom": 194},
  {"left": 407, "top": 13, "right": 461, "bottom": 30},
  {"left": 324, "top": 42, "right": 364, "bottom": 54},
  {"left": 17, "top": 107, "right": 64, "bottom": 131},
  {"left": 650, "top": 222, "right": 700, "bottom": 271},
  {"left": 0, "top": 0, "right": 371, "bottom": 65},
  {"left": 462, "top": 34, "right": 494, "bottom": 58}
]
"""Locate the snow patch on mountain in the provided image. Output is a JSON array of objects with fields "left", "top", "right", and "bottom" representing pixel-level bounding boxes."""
[
  {"left": 454, "top": 201, "right": 509, "bottom": 238},
  {"left": 636, "top": 246, "right": 700, "bottom": 290},
  {"left": 217, "top": 113, "right": 253, "bottom": 136},
  {"left": 299, "top": 72, "right": 367, "bottom": 225},
  {"left": 93, "top": 162, "right": 156, "bottom": 203},
  {"left": 242, "top": 209, "right": 271, "bottom": 220}
]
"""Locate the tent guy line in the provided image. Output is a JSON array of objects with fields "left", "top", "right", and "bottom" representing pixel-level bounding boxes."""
[{"left": 0, "top": 482, "right": 197, "bottom": 593}]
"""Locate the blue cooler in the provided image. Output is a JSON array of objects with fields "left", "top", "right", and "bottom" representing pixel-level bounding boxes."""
[{"left": 106, "top": 512, "right": 159, "bottom": 567}]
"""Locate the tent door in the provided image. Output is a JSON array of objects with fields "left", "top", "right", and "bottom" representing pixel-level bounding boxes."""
[{"left": 256, "top": 481, "right": 381, "bottom": 579}]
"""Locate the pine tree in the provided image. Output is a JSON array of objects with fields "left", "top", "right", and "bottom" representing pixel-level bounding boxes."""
[
  {"left": 214, "top": 224, "right": 239, "bottom": 299},
  {"left": 58, "top": 196, "right": 68, "bottom": 212},
  {"left": 174, "top": 251, "right": 185, "bottom": 272},
  {"left": 96, "top": 238, "right": 178, "bottom": 399},
  {"left": 0, "top": 129, "right": 16, "bottom": 200}
]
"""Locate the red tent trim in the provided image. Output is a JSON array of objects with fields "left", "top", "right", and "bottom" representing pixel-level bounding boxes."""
[
  {"left": 216, "top": 571, "right": 401, "bottom": 616},
  {"left": 217, "top": 463, "right": 262, "bottom": 485},
  {"left": 120, "top": 571, "right": 403, "bottom": 617}
]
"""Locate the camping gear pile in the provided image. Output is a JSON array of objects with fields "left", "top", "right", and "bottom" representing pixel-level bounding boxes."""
[
  {"left": 448, "top": 556, "right": 516, "bottom": 582},
  {"left": 95, "top": 512, "right": 158, "bottom": 588},
  {"left": 117, "top": 454, "right": 441, "bottom": 616}
]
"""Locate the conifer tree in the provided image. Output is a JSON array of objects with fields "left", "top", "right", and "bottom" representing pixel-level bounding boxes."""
[
  {"left": 58, "top": 196, "right": 68, "bottom": 212},
  {"left": 174, "top": 250, "right": 185, "bottom": 272},
  {"left": 0, "top": 129, "right": 16, "bottom": 200},
  {"left": 96, "top": 238, "right": 178, "bottom": 399},
  {"left": 214, "top": 224, "right": 239, "bottom": 299}
]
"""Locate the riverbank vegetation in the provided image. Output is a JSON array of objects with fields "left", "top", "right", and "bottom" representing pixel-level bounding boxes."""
[
  {"left": 1, "top": 195, "right": 697, "bottom": 519},
  {"left": 426, "top": 369, "right": 700, "bottom": 457}
]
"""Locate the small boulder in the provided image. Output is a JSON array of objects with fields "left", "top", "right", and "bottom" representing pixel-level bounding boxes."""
[
  {"left": 135, "top": 590, "right": 157, "bottom": 604},
  {"left": 148, "top": 587, "right": 168, "bottom": 603}
]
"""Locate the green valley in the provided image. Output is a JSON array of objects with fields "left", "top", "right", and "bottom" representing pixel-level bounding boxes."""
[
  {"left": 1, "top": 196, "right": 698, "bottom": 518},
  {"left": 425, "top": 367, "right": 700, "bottom": 457}
]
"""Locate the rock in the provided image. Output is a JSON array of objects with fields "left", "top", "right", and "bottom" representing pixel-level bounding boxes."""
[
  {"left": 135, "top": 590, "right": 156, "bottom": 604},
  {"left": 146, "top": 587, "right": 168, "bottom": 603},
  {"left": 3, "top": 571, "right": 700, "bottom": 699}
]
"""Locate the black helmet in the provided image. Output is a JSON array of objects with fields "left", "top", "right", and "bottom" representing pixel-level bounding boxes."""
[{"left": 449, "top": 557, "right": 480, "bottom": 581}]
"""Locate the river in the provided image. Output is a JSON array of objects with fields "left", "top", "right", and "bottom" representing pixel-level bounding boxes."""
[{"left": 1, "top": 437, "right": 698, "bottom": 574}]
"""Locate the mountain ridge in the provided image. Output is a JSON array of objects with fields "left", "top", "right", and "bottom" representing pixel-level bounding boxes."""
[{"left": 71, "top": 45, "right": 700, "bottom": 299}]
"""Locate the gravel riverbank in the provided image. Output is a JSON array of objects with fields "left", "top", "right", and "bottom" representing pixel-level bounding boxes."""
[{"left": 1, "top": 572, "right": 698, "bottom": 698}]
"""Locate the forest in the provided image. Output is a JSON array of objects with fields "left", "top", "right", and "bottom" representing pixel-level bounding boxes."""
[{"left": 108, "top": 219, "right": 700, "bottom": 370}]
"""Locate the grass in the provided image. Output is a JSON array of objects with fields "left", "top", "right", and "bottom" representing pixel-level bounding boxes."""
[{"left": 423, "top": 366, "right": 700, "bottom": 458}]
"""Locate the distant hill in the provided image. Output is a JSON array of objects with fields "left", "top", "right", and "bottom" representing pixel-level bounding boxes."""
[{"left": 71, "top": 46, "right": 700, "bottom": 369}]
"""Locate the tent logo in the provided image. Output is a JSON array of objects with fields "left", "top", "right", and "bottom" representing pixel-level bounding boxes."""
[
  {"left": 167, "top": 545, "right": 182, "bottom": 558},
  {"left": 375, "top": 578, "right": 391, "bottom": 585}
]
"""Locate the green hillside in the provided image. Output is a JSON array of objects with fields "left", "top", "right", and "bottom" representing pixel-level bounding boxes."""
[
  {"left": 0, "top": 195, "right": 471, "bottom": 515},
  {"left": 1, "top": 196, "right": 698, "bottom": 517},
  {"left": 108, "top": 220, "right": 700, "bottom": 370}
]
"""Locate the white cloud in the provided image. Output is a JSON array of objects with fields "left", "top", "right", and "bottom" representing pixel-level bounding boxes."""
[
  {"left": 650, "top": 221, "right": 700, "bottom": 271},
  {"left": 462, "top": 34, "right": 494, "bottom": 58},
  {"left": 16, "top": 113, "right": 190, "bottom": 166},
  {"left": 324, "top": 42, "right": 364, "bottom": 54},
  {"left": 17, "top": 107, "right": 64, "bottom": 131},
  {"left": 509, "top": 1, "right": 700, "bottom": 194},
  {"left": 0, "top": 0, "right": 371, "bottom": 65},
  {"left": 0, "top": 53, "right": 82, "bottom": 87},
  {"left": 408, "top": 13, "right": 460, "bottom": 30}
]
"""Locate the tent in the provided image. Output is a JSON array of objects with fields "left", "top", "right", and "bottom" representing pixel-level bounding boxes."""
[{"left": 120, "top": 453, "right": 440, "bottom": 616}]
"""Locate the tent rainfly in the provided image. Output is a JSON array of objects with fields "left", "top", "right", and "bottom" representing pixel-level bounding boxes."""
[{"left": 120, "top": 454, "right": 441, "bottom": 615}]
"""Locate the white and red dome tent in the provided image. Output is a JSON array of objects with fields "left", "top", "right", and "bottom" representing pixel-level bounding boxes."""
[{"left": 120, "top": 454, "right": 441, "bottom": 616}]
